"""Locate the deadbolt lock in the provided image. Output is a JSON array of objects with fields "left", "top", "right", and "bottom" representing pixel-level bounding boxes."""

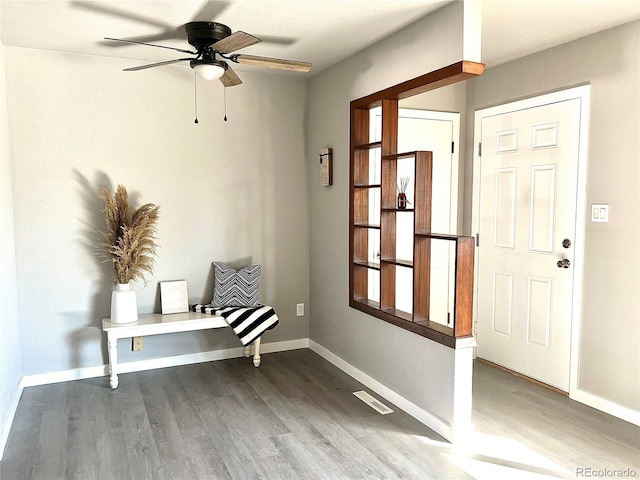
[{"left": 562, "top": 238, "right": 571, "bottom": 248}]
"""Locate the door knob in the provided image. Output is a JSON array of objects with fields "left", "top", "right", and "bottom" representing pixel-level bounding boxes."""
[
  {"left": 557, "top": 258, "right": 571, "bottom": 268},
  {"left": 562, "top": 238, "right": 571, "bottom": 248}
]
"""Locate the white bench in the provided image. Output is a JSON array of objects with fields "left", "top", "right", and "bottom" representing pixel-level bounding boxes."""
[{"left": 102, "top": 311, "right": 261, "bottom": 389}]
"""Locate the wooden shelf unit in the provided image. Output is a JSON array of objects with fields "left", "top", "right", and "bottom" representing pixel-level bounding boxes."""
[{"left": 349, "top": 61, "right": 483, "bottom": 348}]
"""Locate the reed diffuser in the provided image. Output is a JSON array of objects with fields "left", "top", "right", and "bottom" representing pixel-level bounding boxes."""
[{"left": 397, "top": 176, "right": 410, "bottom": 209}]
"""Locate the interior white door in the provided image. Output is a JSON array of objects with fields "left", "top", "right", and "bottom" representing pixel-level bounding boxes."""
[
  {"left": 476, "top": 98, "right": 582, "bottom": 391},
  {"left": 396, "top": 109, "right": 460, "bottom": 325}
]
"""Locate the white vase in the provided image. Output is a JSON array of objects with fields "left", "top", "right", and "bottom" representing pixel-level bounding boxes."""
[{"left": 110, "top": 283, "right": 138, "bottom": 324}]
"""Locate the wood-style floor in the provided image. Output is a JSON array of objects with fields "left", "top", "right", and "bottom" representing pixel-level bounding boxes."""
[{"left": 1, "top": 349, "right": 638, "bottom": 479}]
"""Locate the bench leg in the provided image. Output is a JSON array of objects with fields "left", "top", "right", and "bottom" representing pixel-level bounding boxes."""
[
  {"left": 244, "top": 345, "right": 251, "bottom": 357},
  {"left": 107, "top": 335, "right": 119, "bottom": 389},
  {"left": 253, "top": 337, "right": 261, "bottom": 367}
]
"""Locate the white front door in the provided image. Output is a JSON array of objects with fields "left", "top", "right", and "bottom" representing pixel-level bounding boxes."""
[{"left": 474, "top": 95, "right": 585, "bottom": 391}]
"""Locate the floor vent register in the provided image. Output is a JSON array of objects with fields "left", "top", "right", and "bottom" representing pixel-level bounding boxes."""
[{"left": 353, "top": 390, "right": 394, "bottom": 415}]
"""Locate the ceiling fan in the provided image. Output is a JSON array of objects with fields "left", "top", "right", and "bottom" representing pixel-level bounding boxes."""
[{"left": 105, "top": 21, "right": 312, "bottom": 87}]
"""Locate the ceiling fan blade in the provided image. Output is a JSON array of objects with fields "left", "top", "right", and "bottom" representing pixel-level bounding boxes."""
[
  {"left": 211, "top": 32, "right": 261, "bottom": 54},
  {"left": 72, "top": 1, "right": 171, "bottom": 29},
  {"left": 104, "top": 37, "right": 196, "bottom": 55},
  {"left": 234, "top": 54, "right": 311, "bottom": 73},
  {"left": 190, "top": 1, "right": 230, "bottom": 22},
  {"left": 101, "top": 29, "right": 187, "bottom": 47},
  {"left": 219, "top": 65, "right": 243, "bottom": 87},
  {"left": 256, "top": 34, "right": 297, "bottom": 46},
  {"left": 123, "top": 58, "right": 192, "bottom": 72}
]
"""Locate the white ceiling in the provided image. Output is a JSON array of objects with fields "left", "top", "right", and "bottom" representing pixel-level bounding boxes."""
[{"left": 1, "top": 0, "right": 639, "bottom": 78}]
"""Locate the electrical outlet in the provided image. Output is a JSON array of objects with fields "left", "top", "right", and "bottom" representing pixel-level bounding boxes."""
[
  {"left": 296, "top": 303, "right": 305, "bottom": 317},
  {"left": 132, "top": 336, "right": 144, "bottom": 351}
]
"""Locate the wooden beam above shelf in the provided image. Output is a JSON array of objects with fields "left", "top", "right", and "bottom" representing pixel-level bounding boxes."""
[{"left": 352, "top": 60, "right": 485, "bottom": 109}]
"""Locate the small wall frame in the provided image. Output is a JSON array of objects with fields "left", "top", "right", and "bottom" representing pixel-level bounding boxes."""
[{"left": 319, "top": 147, "right": 333, "bottom": 186}]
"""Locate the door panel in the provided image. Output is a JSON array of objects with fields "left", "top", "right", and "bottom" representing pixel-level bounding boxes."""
[
  {"left": 491, "top": 271, "right": 513, "bottom": 337},
  {"left": 529, "top": 165, "right": 556, "bottom": 253},
  {"left": 494, "top": 168, "right": 516, "bottom": 248},
  {"left": 526, "top": 275, "right": 552, "bottom": 348}
]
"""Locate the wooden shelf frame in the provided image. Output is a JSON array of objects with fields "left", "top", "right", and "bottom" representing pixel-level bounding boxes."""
[
  {"left": 351, "top": 233, "right": 475, "bottom": 348},
  {"left": 349, "top": 60, "right": 484, "bottom": 348}
]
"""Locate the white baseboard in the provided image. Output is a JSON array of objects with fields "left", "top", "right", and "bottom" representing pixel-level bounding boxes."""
[
  {"left": 0, "top": 380, "right": 24, "bottom": 461},
  {"left": 21, "top": 365, "right": 108, "bottom": 388},
  {"left": 261, "top": 338, "right": 310, "bottom": 354},
  {"left": 116, "top": 338, "right": 310, "bottom": 376},
  {"left": 20, "top": 338, "right": 309, "bottom": 388},
  {"left": 308, "top": 339, "right": 454, "bottom": 442},
  {"left": 571, "top": 388, "right": 640, "bottom": 426}
]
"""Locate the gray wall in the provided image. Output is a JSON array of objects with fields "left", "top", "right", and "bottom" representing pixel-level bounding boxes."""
[
  {"left": 0, "top": 19, "right": 23, "bottom": 450},
  {"left": 5, "top": 47, "right": 310, "bottom": 375},
  {"left": 465, "top": 21, "right": 640, "bottom": 410},
  {"left": 307, "top": 3, "right": 470, "bottom": 427}
]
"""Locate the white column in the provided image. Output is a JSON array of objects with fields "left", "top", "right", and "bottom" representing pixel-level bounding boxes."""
[{"left": 451, "top": 336, "right": 477, "bottom": 443}]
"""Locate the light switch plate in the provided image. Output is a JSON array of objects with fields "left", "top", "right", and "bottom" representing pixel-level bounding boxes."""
[{"left": 591, "top": 203, "right": 609, "bottom": 223}]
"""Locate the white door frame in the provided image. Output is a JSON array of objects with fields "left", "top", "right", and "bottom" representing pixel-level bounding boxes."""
[{"left": 471, "top": 85, "right": 591, "bottom": 397}]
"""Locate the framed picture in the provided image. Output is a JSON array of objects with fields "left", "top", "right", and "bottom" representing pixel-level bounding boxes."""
[{"left": 160, "top": 280, "right": 189, "bottom": 314}]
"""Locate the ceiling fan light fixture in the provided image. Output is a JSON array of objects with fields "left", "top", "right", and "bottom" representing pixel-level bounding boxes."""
[{"left": 193, "top": 61, "right": 227, "bottom": 80}]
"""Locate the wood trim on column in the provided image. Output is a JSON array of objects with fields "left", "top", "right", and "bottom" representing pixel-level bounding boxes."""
[{"left": 352, "top": 61, "right": 485, "bottom": 109}]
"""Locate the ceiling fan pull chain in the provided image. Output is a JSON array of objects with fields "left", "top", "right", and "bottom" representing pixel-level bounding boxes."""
[
  {"left": 194, "top": 71, "right": 199, "bottom": 124},
  {"left": 224, "top": 87, "right": 228, "bottom": 122}
]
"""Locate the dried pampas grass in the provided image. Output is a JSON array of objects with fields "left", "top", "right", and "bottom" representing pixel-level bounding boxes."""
[{"left": 98, "top": 184, "right": 160, "bottom": 284}]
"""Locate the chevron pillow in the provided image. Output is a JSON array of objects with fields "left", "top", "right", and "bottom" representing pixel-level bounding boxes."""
[{"left": 211, "top": 262, "right": 262, "bottom": 308}]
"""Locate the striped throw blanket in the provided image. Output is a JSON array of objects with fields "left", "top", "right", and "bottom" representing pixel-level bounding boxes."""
[{"left": 191, "top": 304, "right": 279, "bottom": 346}]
